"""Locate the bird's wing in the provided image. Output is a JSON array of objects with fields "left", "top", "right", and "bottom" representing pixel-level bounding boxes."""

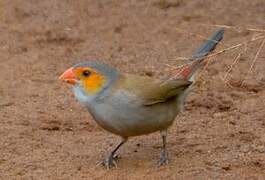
[{"left": 116, "top": 74, "right": 192, "bottom": 106}]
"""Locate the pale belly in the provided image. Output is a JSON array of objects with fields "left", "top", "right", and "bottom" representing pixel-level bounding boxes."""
[{"left": 88, "top": 98, "right": 179, "bottom": 137}]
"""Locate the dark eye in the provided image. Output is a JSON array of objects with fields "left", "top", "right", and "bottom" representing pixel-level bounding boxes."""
[{"left": 82, "top": 70, "right": 91, "bottom": 77}]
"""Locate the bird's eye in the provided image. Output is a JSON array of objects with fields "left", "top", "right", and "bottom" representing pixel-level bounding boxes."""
[{"left": 82, "top": 70, "right": 91, "bottom": 77}]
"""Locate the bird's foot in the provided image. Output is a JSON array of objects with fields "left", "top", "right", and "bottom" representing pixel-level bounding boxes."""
[
  {"left": 98, "top": 154, "right": 119, "bottom": 169},
  {"left": 157, "top": 151, "right": 169, "bottom": 167}
]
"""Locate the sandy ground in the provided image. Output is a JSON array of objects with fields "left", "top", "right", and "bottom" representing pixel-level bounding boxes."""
[{"left": 0, "top": 0, "right": 265, "bottom": 179}]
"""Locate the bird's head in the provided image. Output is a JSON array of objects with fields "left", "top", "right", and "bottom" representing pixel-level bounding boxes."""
[{"left": 59, "top": 61, "right": 118, "bottom": 103}]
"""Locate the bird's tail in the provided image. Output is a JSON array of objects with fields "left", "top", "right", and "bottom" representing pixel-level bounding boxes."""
[
  {"left": 174, "top": 28, "right": 225, "bottom": 81},
  {"left": 190, "top": 28, "right": 224, "bottom": 61}
]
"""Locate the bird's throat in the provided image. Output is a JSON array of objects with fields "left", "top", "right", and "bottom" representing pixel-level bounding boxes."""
[{"left": 73, "top": 85, "right": 96, "bottom": 105}]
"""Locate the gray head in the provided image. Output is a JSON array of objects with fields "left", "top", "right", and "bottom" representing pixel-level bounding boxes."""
[
  {"left": 73, "top": 61, "right": 118, "bottom": 82},
  {"left": 60, "top": 61, "right": 119, "bottom": 104}
]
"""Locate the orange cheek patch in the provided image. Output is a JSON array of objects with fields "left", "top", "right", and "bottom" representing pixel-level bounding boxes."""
[{"left": 83, "top": 73, "right": 106, "bottom": 94}]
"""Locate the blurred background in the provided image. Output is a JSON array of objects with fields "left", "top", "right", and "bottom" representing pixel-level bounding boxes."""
[{"left": 0, "top": 0, "right": 264, "bottom": 179}]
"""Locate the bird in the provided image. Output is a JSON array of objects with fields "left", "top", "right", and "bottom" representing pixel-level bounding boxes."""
[{"left": 59, "top": 28, "right": 224, "bottom": 168}]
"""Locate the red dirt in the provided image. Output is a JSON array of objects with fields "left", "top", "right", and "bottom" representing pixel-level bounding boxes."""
[{"left": 0, "top": 0, "right": 265, "bottom": 179}]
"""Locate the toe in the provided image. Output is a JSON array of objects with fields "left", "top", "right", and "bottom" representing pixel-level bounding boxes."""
[
  {"left": 99, "top": 155, "right": 119, "bottom": 169},
  {"left": 157, "top": 151, "right": 169, "bottom": 167}
]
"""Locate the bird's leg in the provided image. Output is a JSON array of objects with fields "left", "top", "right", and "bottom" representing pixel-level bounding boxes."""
[
  {"left": 157, "top": 130, "right": 169, "bottom": 166},
  {"left": 102, "top": 138, "right": 127, "bottom": 169}
]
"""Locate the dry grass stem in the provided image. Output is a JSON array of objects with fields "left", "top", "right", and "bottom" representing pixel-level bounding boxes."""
[
  {"left": 222, "top": 52, "right": 242, "bottom": 83},
  {"left": 203, "top": 35, "right": 264, "bottom": 60},
  {"left": 175, "top": 27, "right": 225, "bottom": 45},
  {"left": 241, "top": 37, "right": 265, "bottom": 85},
  {"left": 167, "top": 34, "right": 265, "bottom": 86},
  {"left": 248, "top": 37, "right": 265, "bottom": 73},
  {"left": 214, "top": 24, "right": 265, "bottom": 33},
  {"left": 172, "top": 35, "right": 264, "bottom": 63}
]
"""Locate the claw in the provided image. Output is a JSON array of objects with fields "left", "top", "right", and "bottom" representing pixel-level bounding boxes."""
[
  {"left": 97, "top": 138, "right": 127, "bottom": 169},
  {"left": 97, "top": 154, "right": 119, "bottom": 169},
  {"left": 157, "top": 151, "right": 169, "bottom": 167},
  {"left": 104, "top": 155, "right": 118, "bottom": 169}
]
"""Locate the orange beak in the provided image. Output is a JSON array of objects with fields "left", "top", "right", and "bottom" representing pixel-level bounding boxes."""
[{"left": 59, "top": 67, "right": 78, "bottom": 85}]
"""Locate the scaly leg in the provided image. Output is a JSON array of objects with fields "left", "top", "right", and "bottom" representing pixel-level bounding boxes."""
[{"left": 157, "top": 130, "right": 169, "bottom": 166}]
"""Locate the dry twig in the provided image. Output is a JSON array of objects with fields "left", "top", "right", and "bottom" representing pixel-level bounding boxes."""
[
  {"left": 174, "top": 35, "right": 265, "bottom": 62},
  {"left": 241, "top": 37, "right": 265, "bottom": 85},
  {"left": 214, "top": 24, "right": 265, "bottom": 33},
  {"left": 167, "top": 35, "right": 265, "bottom": 85}
]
